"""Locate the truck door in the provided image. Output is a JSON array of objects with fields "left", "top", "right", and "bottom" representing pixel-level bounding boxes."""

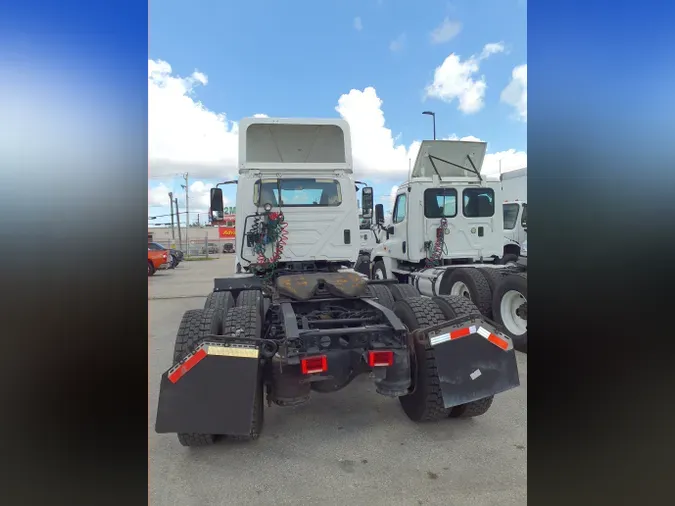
[
  {"left": 389, "top": 191, "right": 409, "bottom": 259},
  {"left": 453, "top": 187, "right": 499, "bottom": 257}
]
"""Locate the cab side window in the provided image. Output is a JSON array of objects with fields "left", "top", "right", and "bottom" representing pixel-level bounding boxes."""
[{"left": 393, "top": 193, "right": 407, "bottom": 224}]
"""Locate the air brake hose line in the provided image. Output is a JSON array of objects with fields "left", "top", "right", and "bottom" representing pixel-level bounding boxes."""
[
  {"left": 250, "top": 211, "right": 288, "bottom": 276},
  {"left": 425, "top": 218, "right": 448, "bottom": 268}
]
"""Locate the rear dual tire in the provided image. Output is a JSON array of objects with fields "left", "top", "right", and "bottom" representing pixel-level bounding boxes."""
[
  {"left": 395, "top": 295, "right": 495, "bottom": 422},
  {"left": 388, "top": 283, "right": 420, "bottom": 302},
  {"left": 172, "top": 304, "right": 264, "bottom": 447}
]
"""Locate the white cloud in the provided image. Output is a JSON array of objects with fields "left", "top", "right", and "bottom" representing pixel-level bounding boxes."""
[
  {"left": 148, "top": 183, "right": 173, "bottom": 208},
  {"left": 335, "top": 87, "right": 420, "bottom": 181},
  {"left": 389, "top": 33, "right": 406, "bottom": 52},
  {"left": 482, "top": 149, "right": 527, "bottom": 176},
  {"left": 252, "top": 113, "right": 268, "bottom": 118},
  {"left": 354, "top": 16, "right": 363, "bottom": 31},
  {"left": 445, "top": 134, "right": 484, "bottom": 142},
  {"left": 148, "top": 179, "right": 231, "bottom": 218},
  {"left": 388, "top": 185, "right": 399, "bottom": 210},
  {"left": 148, "top": 59, "right": 239, "bottom": 180},
  {"left": 430, "top": 18, "right": 462, "bottom": 44},
  {"left": 425, "top": 42, "right": 505, "bottom": 114},
  {"left": 501, "top": 64, "right": 527, "bottom": 121},
  {"left": 442, "top": 134, "right": 526, "bottom": 175},
  {"left": 480, "top": 43, "right": 506, "bottom": 58},
  {"left": 147, "top": 59, "right": 525, "bottom": 194}
]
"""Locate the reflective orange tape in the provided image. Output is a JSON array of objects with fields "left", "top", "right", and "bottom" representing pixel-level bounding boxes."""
[{"left": 168, "top": 348, "right": 207, "bottom": 383}]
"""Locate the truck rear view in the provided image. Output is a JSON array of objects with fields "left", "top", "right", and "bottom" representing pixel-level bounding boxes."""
[{"left": 153, "top": 117, "right": 521, "bottom": 447}]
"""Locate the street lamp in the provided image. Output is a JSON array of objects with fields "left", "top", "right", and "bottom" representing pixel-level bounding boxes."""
[{"left": 422, "top": 111, "right": 436, "bottom": 140}]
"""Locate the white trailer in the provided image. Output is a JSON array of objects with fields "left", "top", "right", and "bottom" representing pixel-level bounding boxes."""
[{"left": 499, "top": 167, "right": 527, "bottom": 202}]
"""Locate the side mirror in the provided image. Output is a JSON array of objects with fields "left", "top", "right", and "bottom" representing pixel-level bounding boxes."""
[
  {"left": 361, "top": 187, "right": 374, "bottom": 219},
  {"left": 386, "top": 225, "right": 395, "bottom": 235},
  {"left": 210, "top": 188, "right": 224, "bottom": 222},
  {"left": 375, "top": 204, "right": 385, "bottom": 225}
]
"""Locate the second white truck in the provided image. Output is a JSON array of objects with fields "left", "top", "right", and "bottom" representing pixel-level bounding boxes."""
[{"left": 365, "top": 140, "right": 527, "bottom": 352}]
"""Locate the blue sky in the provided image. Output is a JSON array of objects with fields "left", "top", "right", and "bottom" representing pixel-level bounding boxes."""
[{"left": 148, "top": 0, "right": 527, "bottom": 225}]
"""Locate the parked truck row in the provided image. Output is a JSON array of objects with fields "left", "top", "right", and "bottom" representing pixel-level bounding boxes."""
[{"left": 154, "top": 117, "right": 524, "bottom": 447}]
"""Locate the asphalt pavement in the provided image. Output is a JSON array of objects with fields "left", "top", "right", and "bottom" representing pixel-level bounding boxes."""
[{"left": 148, "top": 256, "right": 527, "bottom": 506}]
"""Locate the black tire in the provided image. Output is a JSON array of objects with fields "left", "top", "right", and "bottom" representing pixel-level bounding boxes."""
[
  {"left": 492, "top": 273, "right": 527, "bottom": 353},
  {"left": 394, "top": 297, "right": 451, "bottom": 422},
  {"left": 148, "top": 261, "right": 156, "bottom": 277},
  {"left": 221, "top": 306, "right": 264, "bottom": 440},
  {"left": 444, "top": 268, "right": 493, "bottom": 317},
  {"left": 388, "top": 283, "right": 420, "bottom": 302},
  {"left": 432, "top": 295, "right": 495, "bottom": 418},
  {"left": 204, "top": 291, "right": 235, "bottom": 315},
  {"left": 177, "top": 433, "right": 216, "bottom": 447},
  {"left": 172, "top": 309, "right": 220, "bottom": 363},
  {"left": 499, "top": 254, "right": 519, "bottom": 265},
  {"left": 171, "top": 309, "right": 219, "bottom": 446},
  {"left": 449, "top": 396, "right": 494, "bottom": 418},
  {"left": 236, "top": 289, "right": 264, "bottom": 324},
  {"left": 168, "top": 254, "right": 177, "bottom": 269},
  {"left": 372, "top": 260, "right": 387, "bottom": 280},
  {"left": 366, "top": 284, "right": 396, "bottom": 310},
  {"left": 477, "top": 268, "right": 506, "bottom": 294},
  {"left": 432, "top": 294, "right": 482, "bottom": 321},
  {"left": 237, "top": 289, "right": 262, "bottom": 309}
]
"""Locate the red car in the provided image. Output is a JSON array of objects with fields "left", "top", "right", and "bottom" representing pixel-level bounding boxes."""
[{"left": 148, "top": 249, "right": 170, "bottom": 276}]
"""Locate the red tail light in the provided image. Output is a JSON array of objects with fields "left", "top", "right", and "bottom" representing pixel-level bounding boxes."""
[
  {"left": 368, "top": 350, "right": 394, "bottom": 367},
  {"left": 162, "top": 253, "right": 167, "bottom": 259},
  {"left": 300, "top": 356, "right": 327, "bottom": 374}
]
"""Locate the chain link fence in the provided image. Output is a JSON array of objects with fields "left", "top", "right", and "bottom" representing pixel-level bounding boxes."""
[{"left": 149, "top": 234, "right": 236, "bottom": 259}]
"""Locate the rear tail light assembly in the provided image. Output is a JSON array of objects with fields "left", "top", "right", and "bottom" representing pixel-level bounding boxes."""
[
  {"left": 300, "top": 355, "right": 327, "bottom": 375},
  {"left": 368, "top": 350, "right": 394, "bottom": 367}
]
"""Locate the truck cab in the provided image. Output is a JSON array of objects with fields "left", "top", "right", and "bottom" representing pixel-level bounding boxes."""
[
  {"left": 209, "top": 117, "right": 373, "bottom": 272},
  {"left": 503, "top": 199, "right": 527, "bottom": 257},
  {"left": 370, "top": 140, "right": 503, "bottom": 280}
]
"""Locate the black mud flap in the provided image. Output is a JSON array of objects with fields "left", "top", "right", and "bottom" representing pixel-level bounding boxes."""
[
  {"left": 155, "top": 342, "right": 261, "bottom": 436},
  {"left": 425, "top": 319, "right": 520, "bottom": 408}
]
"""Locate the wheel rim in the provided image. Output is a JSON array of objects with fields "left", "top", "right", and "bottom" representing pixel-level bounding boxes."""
[
  {"left": 374, "top": 268, "right": 385, "bottom": 280},
  {"left": 450, "top": 281, "right": 471, "bottom": 300},
  {"left": 500, "top": 290, "right": 527, "bottom": 335}
]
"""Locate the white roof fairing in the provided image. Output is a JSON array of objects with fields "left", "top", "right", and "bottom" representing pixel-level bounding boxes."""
[
  {"left": 238, "top": 117, "right": 353, "bottom": 173},
  {"left": 411, "top": 140, "right": 487, "bottom": 179}
]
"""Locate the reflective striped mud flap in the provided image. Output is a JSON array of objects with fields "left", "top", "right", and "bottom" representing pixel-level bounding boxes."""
[
  {"left": 155, "top": 342, "right": 261, "bottom": 436},
  {"left": 424, "top": 318, "right": 520, "bottom": 408}
]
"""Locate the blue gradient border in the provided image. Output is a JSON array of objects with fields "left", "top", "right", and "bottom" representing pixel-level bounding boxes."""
[{"left": 1, "top": 2, "right": 149, "bottom": 505}]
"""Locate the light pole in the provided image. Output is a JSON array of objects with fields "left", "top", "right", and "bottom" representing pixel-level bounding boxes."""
[{"left": 422, "top": 110, "right": 436, "bottom": 140}]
